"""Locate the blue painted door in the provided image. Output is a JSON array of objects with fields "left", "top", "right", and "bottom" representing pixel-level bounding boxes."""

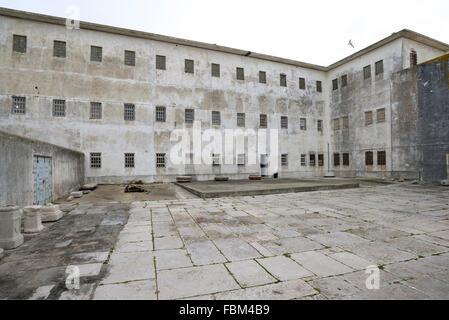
[{"left": 33, "top": 156, "right": 52, "bottom": 205}]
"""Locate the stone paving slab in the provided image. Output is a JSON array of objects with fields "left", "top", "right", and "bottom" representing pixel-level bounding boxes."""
[
  {"left": 93, "top": 280, "right": 157, "bottom": 300},
  {"left": 225, "top": 260, "right": 277, "bottom": 288},
  {"left": 290, "top": 251, "right": 354, "bottom": 277},
  {"left": 256, "top": 256, "right": 313, "bottom": 281}
]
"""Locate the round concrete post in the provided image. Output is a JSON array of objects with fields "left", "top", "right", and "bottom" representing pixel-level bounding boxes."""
[{"left": 0, "top": 206, "right": 24, "bottom": 249}]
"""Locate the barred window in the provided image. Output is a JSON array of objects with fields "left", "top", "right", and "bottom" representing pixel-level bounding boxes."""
[
  {"left": 316, "top": 81, "right": 322, "bottom": 93},
  {"left": 53, "top": 100, "right": 66, "bottom": 117},
  {"left": 333, "top": 118, "right": 340, "bottom": 131},
  {"left": 365, "top": 151, "right": 374, "bottom": 166},
  {"left": 185, "top": 59, "right": 194, "bottom": 74},
  {"left": 156, "top": 106, "right": 166, "bottom": 122},
  {"left": 90, "top": 102, "right": 102, "bottom": 119},
  {"left": 334, "top": 153, "right": 340, "bottom": 166},
  {"left": 342, "top": 116, "right": 349, "bottom": 129},
  {"left": 236, "top": 67, "right": 244, "bottom": 80},
  {"left": 332, "top": 79, "right": 338, "bottom": 90},
  {"left": 211, "top": 63, "right": 220, "bottom": 77},
  {"left": 309, "top": 154, "right": 316, "bottom": 166},
  {"left": 281, "top": 116, "right": 288, "bottom": 129},
  {"left": 280, "top": 74, "right": 287, "bottom": 87},
  {"left": 318, "top": 154, "right": 324, "bottom": 167},
  {"left": 90, "top": 46, "right": 102, "bottom": 62},
  {"left": 11, "top": 96, "right": 26, "bottom": 114},
  {"left": 343, "top": 153, "right": 350, "bottom": 166},
  {"left": 341, "top": 74, "right": 348, "bottom": 87},
  {"left": 124, "top": 104, "right": 135, "bottom": 121},
  {"left": 212, "top": 153, "right": 221, "bottom": 166},
  {"left": 13, "top": 35, "right": 26, "bottom": 53},
  {"left": 90, "top": 153, "right": 101, "bottom": 169},
  {"left": 378, "top": 151, "right": 386, "bottom": 166},
  {"left": 125, "top": 50, "right": 136, "bottom": 66},
  {"left": 410, "top": 50, "right": 418, "bottom": 67},
  {"left": 53, "top": 40, "right": 66, "bottom": 58},
  {"left": 260, "top": 114, "right": 267, "bottom": 128},
  {"left": 301, "top": 154, "right": 306, "bottom": 166},
  {"left": 156, "top": 153, "right": 166, "bottom": 168},
  {"left": 299, "top": 77, "right": 305, "bottom": 90},
  {"left": 317, "top": 120, "right": 323, "bottom": 132},
  {"left": 125, "top": 153, "right": 135, "bottom": 168},
  {"left": 237, "top": 113, "right": 245, "bottom": 127},
  {"left": 363, "top": 65, "right": 371, "bottom": 79},
  {"left": 259, "top": 71, "right": 266, "bottom": 84},
  {"left": 281, "top": 154, "right": 288, "bottom": 166},
  {"left": 156, "top": 55, "right": 166, "bottom": 70},
  {"left": 300, "top": 118, "right": 307, "bottom": 131},
  {"left": 212, "top": 111, "right": 221, "bottom": 125},
  {"left": 365, "top": 111, "right": 373, "bottom": 126},
  {"left": 237, "top": 154, "right": 246, "bottom": 166},
  {"left": 377, "top": 108, "right": 386, "bottom": 123},
  {"left": 185, "top": 109, "right": 194, "bottom": 123},
  {"left": 375, "top": 60, "right": 384, "bottom": 75}
]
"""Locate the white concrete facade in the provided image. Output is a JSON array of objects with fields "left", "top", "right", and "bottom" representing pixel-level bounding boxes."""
[{"left": 0, "top": 8, "right": 447, "bottom": 183}]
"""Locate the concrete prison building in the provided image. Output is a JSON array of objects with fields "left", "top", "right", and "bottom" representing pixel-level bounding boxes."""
[{"left": 0, "top": 7, "right": 448, "bottom": 189}]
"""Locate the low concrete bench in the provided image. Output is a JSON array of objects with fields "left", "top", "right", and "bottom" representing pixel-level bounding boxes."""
[
  {"left": 215, "top": 176, "right": 229, "bottom": 182},
  {"left": 249, "top": 175, "right": 262, "bottom": 181},
  {"left": 176, "top": 176, "right": 192, "bottom": 183}
]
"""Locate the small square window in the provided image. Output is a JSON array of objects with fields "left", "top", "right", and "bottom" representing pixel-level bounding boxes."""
[
  {"left": 156, "top": 55, "right": 166, "bottom": 70},
  {"left": 299, "top": 77, "right": 306, "bottom": 90},
  {"left": 280, "top": 74, "right": 287, "bottom": 87},
  {"left": 11, "top": 96, "right": 26, "bottom": 114},
  {"left": 365, "top": 151, "right": 374, "bottom": 166},
  {"left": 125, "top": 50, "right": 136, "bottom": 66},
  {"left": 318, "top": 154, "right": 324, "bottom": 167},
  {"left": 377, "top": 108, "right": 386, "bottom": 123},
  {"left": 53, "top": 100, "right": 66, "bottom": 117},
  {"left": 281, "top": 154, "right": 288, "bottom": 167},
  {"left": 365, "top": 111, "right": 373, "bottom": 126},
  {"left": 13, "top": 35, "right": 27, "bottom": 53},
  {"left": 333, "top": 118, "right": 340, "bottom": 131},
  {"left": 90, "top": 153, "right": 101, "bottom": 169},
  {"left": 317, "top": 120, "right": 323, "bottom": 132},
  {"left": 156, "top": 153, "right": 166, "bottom": 168},
  {"left": 212, "top": 111, "right": 221, "bottom": 125},
  {"left": 341, "top": 75, "right": 348, "bottom": 87},
  {"left": 342, "top": 116, "right": 349, "bottom": 129},
  {"left": 377, "top": 151, "right": 386, "bottom": 166},
  {"left": 316, "top": 81, "right": 322, "bottom": 93},
  {"left": 185, "top": 109, "right": 194, "bottom": 123},
  {"left": 124, "top": 104, "right": 135, "bottom": 121},
  {"left": 300, "top": 118, "right": 307, "bottom": 131},
  {"left": 301, "top": 154, "right": 307, "bottom": 166},
  {"left": 363, "top": 65, "right": 371, "bottom": 79},
  {"left": 281, "top": 116, "right": 288, "bottom": 129},
  {"left": 156, "top": 106, "right": 166, "bottom": 122},
  {"left": 125, "top": 153, "right": 135, "bottom": 168},
  {"left": 259, "top": 71, "right": 267, "bottom": 84},
  {"left": 211, "top": 63, "right": 220, "bottom": 77},
  {"left": 236, "top": 67, "right": 244, "bottom": 81},
  {"left": 343, "top": 153, "right": 350, "bottom": 166},
  {"left": 237, "top": 154, "right": 246, "bottom": 166},
  {"left": 90, "top": 102, "right": 102, "bottom": 120},
  {"left": 332, "top": 79, "right": 338, "bottom": 91},
  {"left": 375, "top": 60, "right": 384, "bottom": 75},
  {"left": 90, "top": 46, "right": 102, "bottom": 62},
  {"left": 237, "top": 113, "right": 245, "bottom": 127},
  {"left": 309, "top": 154, "right": 316, "bottom": 167},
  {"left": 260, "top": 114, "right": 267, "bottom": 128},
  {"left": 53, "top": 40, "right": 66, "bottom": 58},
  {"left": 185, "top": 59, "right": 194, "bottom": 74},
  {"left": 334, "top": 153, "right": 340, "bottom": 166}
]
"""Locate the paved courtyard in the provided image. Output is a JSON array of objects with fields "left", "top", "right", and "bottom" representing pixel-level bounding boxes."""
[{"left": 1, "top": 183, "right": 449, "bottom": 299}]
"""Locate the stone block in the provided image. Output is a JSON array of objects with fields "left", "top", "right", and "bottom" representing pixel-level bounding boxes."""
[
  {"left": 23, "top": 206, "right": 44, "bottom": 233},
  {"left": 71, "top": 191, "right": 83, "bottom": 198},
  {"left": 40, "top": 204, "right": 64, "bottom": 222},
  {"left": 0, "top": 206, "right": 24, "bottom": 249},
  {"left": 0, "top": 248, "right": 3, "bottom": 260},
  {"left": 441, "top": 180, "right": 449, "bottom": 186},
  {"left": 80, "top": 183, "right": 97, "bottom": 191}
]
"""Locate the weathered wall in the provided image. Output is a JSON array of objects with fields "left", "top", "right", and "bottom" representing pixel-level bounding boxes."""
[
  {"left": 417, "top": 56, "right": 449, "bottom": 181},
  {"left": 0, "top": 130, "right": 84, "bottom": 207}
]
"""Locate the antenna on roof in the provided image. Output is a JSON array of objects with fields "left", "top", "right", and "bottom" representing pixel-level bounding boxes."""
[{"left": 348, "top": 40, "right": 355, "bottom": 48}]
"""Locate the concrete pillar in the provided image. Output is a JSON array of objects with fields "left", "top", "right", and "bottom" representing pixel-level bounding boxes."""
[
  {"left": 23, "top": 206, "right": 44, "bottom": 233},
  {"left": 0, "top": 206, "right": 24, "bottom": 249},
  {"left": 40, "top": 204, "right": 63, "bottom": 222}
]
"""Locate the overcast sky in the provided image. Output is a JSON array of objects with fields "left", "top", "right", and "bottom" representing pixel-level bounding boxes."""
[{"left": 1, "top": 0, "right": 448, "bottom": 66}]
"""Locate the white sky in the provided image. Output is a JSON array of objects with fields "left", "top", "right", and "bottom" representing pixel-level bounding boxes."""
[{"left": 1, "top": 0, "right": 448, "bottom": 66}]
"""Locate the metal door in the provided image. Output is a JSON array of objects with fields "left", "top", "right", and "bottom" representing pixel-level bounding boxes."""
[{"left": 33, "top": 156, "right": 52, "bottom": 205}]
